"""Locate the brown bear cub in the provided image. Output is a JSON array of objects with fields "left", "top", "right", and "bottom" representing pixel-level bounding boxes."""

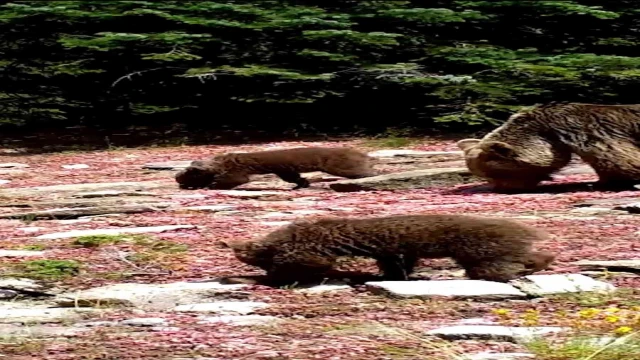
[
  {"left": 175, "top": 147, "right": 377, "bottom": 190},
  {"left": 458, "top": 102, "right": 640, "bottom": 192},
  {"left": 221, "top": 214, "right": 555, "bottom": 285}
]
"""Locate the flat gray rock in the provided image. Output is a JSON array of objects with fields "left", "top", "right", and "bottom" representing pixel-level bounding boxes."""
[
  {"left": 0, "top": 277, "right": 59, "bottom": 295},
  {"left": 143, "top": 161, "right": 193, "bottom": 170},
  {"left": 426, "top": 325, "right": 566, "bottom": 343},
  {"left": 121, "top": 317, "right": 167, "bottom": 327},
  {"left": 37, "top": 225, "right": 197, "bottom": 240},
  {"left": 0, "top": 324, "right": 89, "bottom": 338},
  {"left": 173, "top": 301, "right": 268, "bottom": 315},
  {"left": 365, "top": 280, "right": 527, "bottom": 300},
  {"left": 0, "top": 163, "right": 29, "bottom": 169},
  {"left": 0, "top": 203, "right": 176, "bottom": 220},
  {"left": 0, "top": 306, "right": 99, "bottom": 324},
  {"left": 73, "top": 190, "right": 156, "bottom": 198},
  {"left": 569, "top": 207, "right": 624, "bottom": 215},
  {"left": 613, "top": 202, "right": 640, "bottom": 214},
  {"left": 197, "top": 315, "right": 281, "bottom": 326},
  {"left": 571, "top": 260, "right": 640, "bottom": 273},
  {"left": 368, "top": 150, "right": 463, "bottom": 159},
  {"left": 0, "top": 181, "right": 168, "bottom": 197},
  {"left": 511, "top": 274, "right": 616, "bottom": 296},
  {"left": 0, "top": 250, "right": 45, "bottom": 257},
  {"left": 330, "top": 168, "right": 482, "bottom": 192},
  {"left": 574, "top": 197, "right": 640, "bottom": 208},
  {"left": 54, "top": 281, "right": 247, "bottom": 311}
]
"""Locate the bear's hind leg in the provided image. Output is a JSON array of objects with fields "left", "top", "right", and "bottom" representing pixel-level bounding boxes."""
[{"left": 581, "top": 144, "right": 640, "bottom": 191}]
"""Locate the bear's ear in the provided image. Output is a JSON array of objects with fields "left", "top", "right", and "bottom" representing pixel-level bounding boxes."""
[
  {"left": 190, "top": 160, "right": 207, "bottom": 168},
  {"left": 456, "top": 138, "right": 481, "bottom": 151},
  {"left": 481, "top": 141, "right": 516, "bottom": 158}
]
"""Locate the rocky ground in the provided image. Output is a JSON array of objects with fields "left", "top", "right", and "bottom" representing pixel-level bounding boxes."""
[{"left": 1, "top": 138, "right": 640, "bottom": 360}]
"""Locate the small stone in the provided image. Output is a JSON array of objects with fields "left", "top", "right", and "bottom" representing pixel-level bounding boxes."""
[
  {"left": 511, "top": 274, "right": 616, "bottom": 296},
  {"left": 366, "top": 280, "right": 527, "bottom": 300},
  {"left": 0, "top": 163, "right": 29, "bottom": 169},
  {"left": 0, "top": 180, "right": 9, "bottom": 185},
  {"left": 426, "top": 325, "right": 566, "bottom": 343},
  {"left": 197, "top": 315, "right": 280, "bottom": 326},
  {"left": 62, "top": 164, "right": 89, "bottom": 169},
  {"left": 173, "top": 301, "right": 268, "bottom": 315},
  {"left": 182, "top": 205, "right": 236, "bottom": 212},
  {"left": 0, "top": 250, "right": 45, "bottom": 257},
  {"left": 121, "top": 318, "right": 167, "bottom": 327},
  {"left": 37, "top": 225, "right": 197, "bottom": 240}
]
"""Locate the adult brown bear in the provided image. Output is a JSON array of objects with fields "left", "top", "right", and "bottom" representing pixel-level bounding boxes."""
[
  {"left": 221, "top": 214, "right": 555, "bottom": 285},
  {"left": 457, "top": 102, "right": 640, "bottom": 192}
]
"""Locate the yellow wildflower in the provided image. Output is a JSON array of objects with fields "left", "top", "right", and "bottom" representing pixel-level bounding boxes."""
[
  {"left": 614, "top": 326, "right": 633, "bottom": 335},
  {"left": 492, "top": 309, "right": 510, "bottom": 316},
  {"left": 605, "top": 315, "right": 620, "bottom": 323},
  {"left": 578, "top": 308, "right": 601, "bottom": 319}
]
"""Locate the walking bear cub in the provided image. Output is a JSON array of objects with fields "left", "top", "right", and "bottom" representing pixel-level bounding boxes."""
[
  {"left": 458, "top": 102, "right": 640, "bottom": 192},
  {"left": 221, "top": 214, "right": 555, "bottom": 285},
  {"left": 175, "top": 147, "right": 377, "bottom": 190}
]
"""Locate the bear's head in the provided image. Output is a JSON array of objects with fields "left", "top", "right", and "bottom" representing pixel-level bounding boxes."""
[
  {"left": 175, "top": 160, "right": 218, "bottom": 189},
  {"left": 219, "top": 239, "right": 275, "bottom": 271},
  {"left": 457, "top": 139, "right": 556, "bottom": 192}
]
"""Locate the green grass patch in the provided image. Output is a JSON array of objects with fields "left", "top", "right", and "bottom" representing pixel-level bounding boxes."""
[
  {"left": 17, "top": 259, "right": 81, "bottom": 279},
  {"left": 524, "top": 333, "right": 640, "bottom": 360}
]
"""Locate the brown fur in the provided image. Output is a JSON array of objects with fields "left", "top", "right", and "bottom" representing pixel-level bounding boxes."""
[
  {"left": 175, "top": 147, "right": 377, "bottom": 190},
  {"left": 221, "top": 214, "right": 555, "bottom": 285},
  {"left": 457, "top": 102, "right": 640, "bottom": 192},
  {"left": 176, "top": 147, "right": 377, "bottom": 189}
]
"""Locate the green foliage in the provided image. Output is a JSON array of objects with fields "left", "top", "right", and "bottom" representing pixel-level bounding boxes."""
[
  {"left": 18, "top": 259, "right": 81, "bottom": 279},
  {"left": 0, "top": 0, "right": 639, "bottom": 131}
]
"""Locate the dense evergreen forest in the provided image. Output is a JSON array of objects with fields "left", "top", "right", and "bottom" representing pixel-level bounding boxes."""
[{"left": 1, "top": 0, "right": 640, "bottom": 137}]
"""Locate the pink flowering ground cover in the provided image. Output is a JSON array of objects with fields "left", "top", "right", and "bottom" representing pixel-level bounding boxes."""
[{"left": 0, "top": 139, "right": 639, "bottom": 359}]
